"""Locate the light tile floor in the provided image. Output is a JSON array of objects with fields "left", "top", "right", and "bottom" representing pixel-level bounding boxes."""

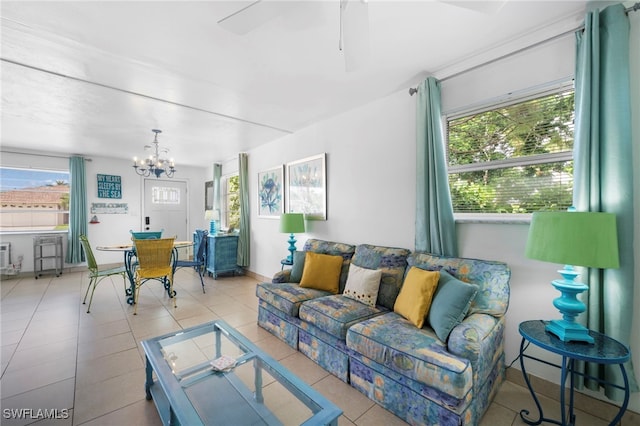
[{"left": 0, "top": 268, "right": 629, "bottom": 425}]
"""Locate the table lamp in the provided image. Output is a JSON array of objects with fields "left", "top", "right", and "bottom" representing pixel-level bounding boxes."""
[
  {"left": 205, "top": 210, "right": 220, "bottom": 235},
  {"left": 525, "top": 210, "right": 619, "bottom": 344},
  {"left": 280, "top": 213, "right": 305, "bottom": 264}
]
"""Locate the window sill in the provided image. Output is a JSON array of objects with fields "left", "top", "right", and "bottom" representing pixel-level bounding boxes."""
[
  {"left": 454, "top": 213, "right": 532, "bottom": 224},
  {"left": 0, "top": 230, "right": 69, "bottom": 236}
]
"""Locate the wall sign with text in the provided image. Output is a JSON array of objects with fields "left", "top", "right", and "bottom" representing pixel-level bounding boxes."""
[{"left": 97, "top": 174, "right": 122, "bottom": 199}]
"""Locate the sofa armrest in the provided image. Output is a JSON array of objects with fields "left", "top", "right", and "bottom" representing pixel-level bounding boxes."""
[
  {"left": 447, "top": 313, "right": 505, "bottom": 376},
  {"left": 272, "top": 269, "right": 292, "bottom": 283}
]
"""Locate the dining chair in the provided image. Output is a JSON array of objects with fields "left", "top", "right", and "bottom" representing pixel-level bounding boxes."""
[
  {"left": 174, "top": 229, "right": 208, "bottom": 293},
  {"left": 128, "top": 229, "right": 164, "bottom": 269},
  {"left": 131, "top": 236, "right": 176, "bottom": 315},
  {"left": 130, "top": 230, "right": 163, "bottom": 239},
  {"left": 79, "top": 235, "right": 128, "bottom": 313}
]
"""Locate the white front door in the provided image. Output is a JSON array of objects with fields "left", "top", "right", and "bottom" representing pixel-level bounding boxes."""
[{"left": 143, "top": 179, "right": 188, "bottom": 242}]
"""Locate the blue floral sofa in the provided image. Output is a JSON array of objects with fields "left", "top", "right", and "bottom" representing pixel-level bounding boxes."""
[{"left": 256, "top": 239, "right": 510, "bottom": 425}]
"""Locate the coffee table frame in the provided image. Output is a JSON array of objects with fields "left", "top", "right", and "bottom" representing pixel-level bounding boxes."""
[{"left": 141, "top": 319, "right": 341, "bottom": 426}]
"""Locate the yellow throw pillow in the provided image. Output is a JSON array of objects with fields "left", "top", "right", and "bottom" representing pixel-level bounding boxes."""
[
  {"left": 393, "top": 267, "right": 440, "bottom": 328},
  {"left": 299, "top": 252, "right": 343, "bottom": 294}
]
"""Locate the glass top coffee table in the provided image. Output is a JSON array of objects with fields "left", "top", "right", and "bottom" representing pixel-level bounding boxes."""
[{"left": 141, "top": 320, "right": 341, "bottom": 425}]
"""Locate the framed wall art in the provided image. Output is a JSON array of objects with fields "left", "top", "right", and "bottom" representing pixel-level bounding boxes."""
[
  {"left": 286, "top": 153, "right": 326, "bottom": 220},
  {"left": 97, "top": 174, "right": 122, "bottom": 199},
  {"left": 257, "top": 165, "right": 284, "bottom": 218}
]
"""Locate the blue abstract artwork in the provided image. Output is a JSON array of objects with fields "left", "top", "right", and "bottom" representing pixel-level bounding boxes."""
[{"left": 258, "top": 166, "right": 283, "bottom": 218}]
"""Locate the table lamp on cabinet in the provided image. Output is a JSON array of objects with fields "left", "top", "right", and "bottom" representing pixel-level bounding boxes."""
[
  {"left": 280, "top": 213, "right": 305, "bottom": 264},
  {"left": 525, "top": 210, "right": 619, "bottom": 344},
  {"left": 205, "top": 210, "right": 220, "bottom": 235}
]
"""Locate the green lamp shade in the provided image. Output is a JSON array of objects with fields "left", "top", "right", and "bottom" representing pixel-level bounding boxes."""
[
  {"left": 526, "top": 211, "right": 619, "bottom": 343},
  {"left": 280, "top": 213, "right": 305, "bottom": 234},
  {"left": 525, "top": 211, "right": 619, "bottom": 269}
]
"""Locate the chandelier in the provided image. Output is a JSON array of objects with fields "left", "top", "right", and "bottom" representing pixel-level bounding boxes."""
[{"left": 132, "top": 129, "right": 176, "bottom": 178}]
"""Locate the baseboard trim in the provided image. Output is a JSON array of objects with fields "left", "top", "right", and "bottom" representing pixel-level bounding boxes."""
[
  {"left": 506, "top": 367, "right": 638, "bottom": 424},
  {"left": 243, "top": 268, "right": 270, "bottom": 283}
]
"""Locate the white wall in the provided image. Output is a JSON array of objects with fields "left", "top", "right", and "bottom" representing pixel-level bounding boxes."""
[
  {"left": 0, "top": 152, "right": 208, "bottom": 270},
  {"left": 249, "top": 88, "right": 416, "bottom": 277},
  {"left": 245, "top": 19, "right": 640, "bottom": 413}
]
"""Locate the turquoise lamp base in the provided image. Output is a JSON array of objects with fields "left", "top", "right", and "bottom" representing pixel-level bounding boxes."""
[
  {"left": 286, "top": 233, "right": 297, "bottom": 264},
  {"left": 547, "top": 265, "right": 593, "bottom": 344},
  {"left": 546, "top": 319, "right": 594, "bottom": 344}
]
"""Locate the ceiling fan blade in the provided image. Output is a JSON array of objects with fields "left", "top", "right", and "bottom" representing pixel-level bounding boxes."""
[
  {"left": 341, "top": 0, "right": 370, "bottom": 72},
  {"left": 440, "top": 1, "right": 508, "bottom": 14},
  {"left": 218, "top": 0, "right": 295, "bottom": 35}
]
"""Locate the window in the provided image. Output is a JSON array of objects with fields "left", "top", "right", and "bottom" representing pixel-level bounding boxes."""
[
  {"left": 446, "top": 86, "right": 574, "bottom": 214},
  {"left": 151, "top": 186, "right": 180, "bottom": 204},
  {"left": 222, "top": 174, "right": 240, "bottom": 230},
  {"left": 0, "top": 167, "right": 70, "bottom": 232}
]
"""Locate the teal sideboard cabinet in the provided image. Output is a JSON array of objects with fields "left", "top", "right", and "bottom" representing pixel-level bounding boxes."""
[{"left": 206, "top": 234, "right": 238, "bottom": 279}]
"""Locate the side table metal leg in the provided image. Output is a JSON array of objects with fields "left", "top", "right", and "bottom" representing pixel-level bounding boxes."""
[
  {"left": 519, "top": 337, "right": 545, "bottom": 425},
  {"left": 610, "top": 363, "right": 630, "bottom": 426},
  {"left": 559, "top": 356, "right": 568, "bottom": 426},
  {"left": 568, "top": 358, "right": 576, "bottom": 425}
]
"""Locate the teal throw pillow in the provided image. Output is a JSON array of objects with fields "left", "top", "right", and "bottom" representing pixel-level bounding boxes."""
[
  {"left": 427, "top": 269, "right": 478, "bottom": 342},
  {"left": 290, "top": 251, "right": 306, "bottom": 283}
]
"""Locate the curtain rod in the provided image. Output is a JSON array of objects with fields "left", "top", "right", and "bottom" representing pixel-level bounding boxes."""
[
  {"left": 409, "top": 2, "right": 639, "bottom": 96},
  {"left": 1, "top": 150, "right": 92, "bottom": 161}
]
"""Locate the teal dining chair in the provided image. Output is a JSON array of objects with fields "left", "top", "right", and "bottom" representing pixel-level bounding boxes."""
[
  {"left": 80, "top": 235, "right": 128, "bottom": 313},
  {"left": 174, "top": 230, "right": 208, "bottom": 293},
  {"left": 130, "top": 230, "right": 163, "bottom": 239}
]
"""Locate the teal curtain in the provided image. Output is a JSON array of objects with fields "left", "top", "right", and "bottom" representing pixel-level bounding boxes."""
[
  {"left": 213, "top": 163, "right": 222, "bottom": 219},
  {"left": 237, "top": 153, "right": 250, "bottom": 267},
  {"left": 415, "top": 77, "right": 457, "bottom": 256},
  {"left": 573, "top": 4, "right": 638, "bottom": 399},
  {"left": 66, "top": 156, "right": 87, "bottom": 263}
]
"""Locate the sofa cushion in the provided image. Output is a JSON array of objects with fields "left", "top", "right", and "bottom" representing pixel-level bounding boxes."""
[
  {"left": 407, "top": 252, "right": 510, "bottom": 316},
  {"left": 299, "top": 295, "right": 386, "bottom": 340},
  {"left": 393, "top": 267, "right": 440, "bottom": 328},
  {"left": 256, "top": 283, "right": 331, "bottom": 317},
  {"left": 300, "top": 252, "right": 343, "bottom": 293},
  {"left": 351, "top": 244, "right": 410, "bottom": 310},
  {"left": 302, "top": 239, "right": 357, "bottom": 292},
  {"left": 346, "top": 312, "right": 473, "bottom": 400},
  {"left": 289, "top": 251, "right": 306, "bottom": 283},
  {"left": 343, "top": 264, "right": 383, "bottom": 307},
  {"left": 428, "top": 270, "right": 478, "bottom": 342}
]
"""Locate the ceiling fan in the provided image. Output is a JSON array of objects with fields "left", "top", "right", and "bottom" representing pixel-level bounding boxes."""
[
  {"left": 217, "top": 1, "right": 508, "bottom": 72},
  {"left": 217, "top": 0, "right": 370, "bottom": 72}
]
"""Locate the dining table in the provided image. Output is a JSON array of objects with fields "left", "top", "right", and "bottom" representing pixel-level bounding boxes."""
[{"left": 96, "top": 240, "right": 193, "bottom": 305}]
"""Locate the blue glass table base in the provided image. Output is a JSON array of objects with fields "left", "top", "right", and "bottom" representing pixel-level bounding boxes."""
[{"left": 518, "top": 320, "right": 630, "bottom": 426}]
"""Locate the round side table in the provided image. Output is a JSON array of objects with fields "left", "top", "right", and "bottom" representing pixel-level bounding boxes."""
[
  {"left": 280, "top": 258, "right": 293, "bottom": 270},
  {"left": 518, "top": 320, "right": 630, "bottom": 426}
]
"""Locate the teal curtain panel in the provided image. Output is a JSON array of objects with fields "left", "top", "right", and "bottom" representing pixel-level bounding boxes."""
[
  {"left": 573, "top": 3, "right": 638, "bottom": 398},
  {"left": 213, "top": 163, "right": 222, "bottom": 218},
  {"left": 66, "top": 156, "right": 87, "bottom": 263},
  {"left": 415, "top": 77, "right": 457, "bottom": 257},
  {"left": 237, "top": 153, "right": 250, "bottom": 267}
]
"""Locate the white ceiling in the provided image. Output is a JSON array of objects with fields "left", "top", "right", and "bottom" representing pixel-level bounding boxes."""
[{"left": 1, "top": 1, "right": 591, "bottom": 168}]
